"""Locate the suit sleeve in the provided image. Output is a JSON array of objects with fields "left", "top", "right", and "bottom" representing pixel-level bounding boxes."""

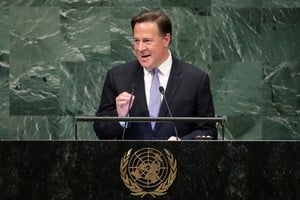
[{"left": 93, "top": 70, "right": 124, "bottom": 139}]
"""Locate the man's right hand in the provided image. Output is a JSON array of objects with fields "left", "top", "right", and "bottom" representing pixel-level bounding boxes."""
[{"left": 116, "top": 92, "right": 135, "bottom": 117}]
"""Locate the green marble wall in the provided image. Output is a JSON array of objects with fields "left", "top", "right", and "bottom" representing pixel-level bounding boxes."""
[{"left": 0, "top": 0, "right": 299, "bottom": 140}]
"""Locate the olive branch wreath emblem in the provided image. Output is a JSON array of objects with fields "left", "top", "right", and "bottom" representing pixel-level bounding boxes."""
[{"left": 120, "top": 148, "right": 177, "bottom": 198}]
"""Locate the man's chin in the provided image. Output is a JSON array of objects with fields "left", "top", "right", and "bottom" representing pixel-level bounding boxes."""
[{"left": 139, "top": 62, "right": 152, "bottom": 69}]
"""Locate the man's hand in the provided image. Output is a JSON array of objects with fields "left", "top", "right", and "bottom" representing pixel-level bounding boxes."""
[
  {"left": 116, "top": 92, "right": 135, "bottom": 117},
  {"left": 168, "top": 136, "right": 181, "bottom": 141}
]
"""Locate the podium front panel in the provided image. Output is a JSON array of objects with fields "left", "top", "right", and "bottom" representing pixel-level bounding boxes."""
[{"left": 0, "top": 141, "right": 298, "bottom": 200}]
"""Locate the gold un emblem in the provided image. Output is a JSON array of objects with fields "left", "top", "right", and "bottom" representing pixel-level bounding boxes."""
[{"left": 120, "top": 148, "right": 177, "bottom": 198}]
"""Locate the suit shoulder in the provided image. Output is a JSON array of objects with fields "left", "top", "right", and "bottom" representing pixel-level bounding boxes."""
[{"left": 109, "top": 60, "right": 140, "bottom": 74}]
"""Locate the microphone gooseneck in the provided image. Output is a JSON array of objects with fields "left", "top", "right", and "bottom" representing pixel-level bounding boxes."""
[
  {"left": 121, "top": 86, "right": 135, "bottom": 140},
  {"left": 159, "top": 86, "right": 179, "bottom": 141}
]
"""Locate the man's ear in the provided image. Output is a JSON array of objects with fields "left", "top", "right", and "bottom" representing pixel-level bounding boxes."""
[{"left": 163, "top": 33, "right": 171, "bottom": 47}]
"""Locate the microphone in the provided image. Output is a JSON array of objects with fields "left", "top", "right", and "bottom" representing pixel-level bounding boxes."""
[
  {"left": 121, "top": 85, "right": 135, "bottom": 140},
  {"left": 159, "top": 86, "right": 179, "bottom": 141}
]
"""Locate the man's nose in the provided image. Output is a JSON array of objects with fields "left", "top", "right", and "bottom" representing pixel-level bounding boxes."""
[{"left": 137, "top": 42, "right": 146, "bottom": 51}]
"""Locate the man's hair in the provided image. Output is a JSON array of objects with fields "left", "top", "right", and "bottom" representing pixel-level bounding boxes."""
[{"left": 131, "top": 10, "right": 172, "bottom": 40}]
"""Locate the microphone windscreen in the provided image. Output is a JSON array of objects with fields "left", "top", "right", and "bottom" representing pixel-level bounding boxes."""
[{"left": 159, "top": 86, "right": 164, "bottom": 94}]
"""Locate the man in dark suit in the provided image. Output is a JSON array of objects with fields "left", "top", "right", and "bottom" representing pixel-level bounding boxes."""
[{"left": 94, "top": 10, "right": 217, "bottom": 140}]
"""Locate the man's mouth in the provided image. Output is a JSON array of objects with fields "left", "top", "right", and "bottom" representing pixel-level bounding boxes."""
[{"left": 141, "top": 54, "right": 150, "bottom": 58}]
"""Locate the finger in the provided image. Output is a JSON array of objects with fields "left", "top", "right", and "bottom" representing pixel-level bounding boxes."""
[{"left": 116, "top": 94, "right": 131, "bottom": 102}]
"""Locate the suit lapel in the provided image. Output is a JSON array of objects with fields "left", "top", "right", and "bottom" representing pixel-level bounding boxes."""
[
  {"left": 158, "top": 57, "right": 182, "bottom": 118},
  {"left": 131, "top": 64, "right": 149, "bottom": 117},
  {"left": 130, "top": 57, "right": 183, "bottom": 132}
]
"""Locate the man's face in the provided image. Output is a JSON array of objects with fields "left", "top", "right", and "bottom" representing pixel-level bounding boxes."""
[{"left": 133, "top": 21, "right": 170, "bottom": 70}]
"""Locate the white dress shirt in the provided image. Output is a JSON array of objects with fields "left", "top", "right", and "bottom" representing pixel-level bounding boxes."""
[
  {"left": 120, "top": 51, "right": 172, "bottom": 128},
  {"left": 144, "top": 50, "right": 172, "bottom": 108}
]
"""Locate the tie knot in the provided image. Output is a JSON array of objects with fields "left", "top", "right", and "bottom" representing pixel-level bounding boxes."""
[{"left": 152, "top": 68, "right": 159, "bottom": 75}]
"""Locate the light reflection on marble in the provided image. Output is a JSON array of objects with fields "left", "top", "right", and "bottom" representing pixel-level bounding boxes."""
[
  {"left": 161, "top": 0, "right": 211, "bottom": 7},
  {"left": 262, "top": 62, "right": 300, "bottom": 116},
  {"left": 262, "top": 8, "right": 300, "bottom": 62},
  {"left": 9, "top": 7, "right": 63, "bottom": 115},
  {"left": 0, "top": 115, "right": 84, "bottom": 140},
  {"left": 0, "top": 67, "right": 9, "bottom": 118},
  {"left": 211, "top": 7, "right": 263, "bottom": 62},
  {"left": 167, "top": 7, "right": 211, "bottom": 69},
  {"left": 0, "top": 8, "right": 9, "bottom": 119},
  {"left": 262, "top": 116, "right": 300, "bottom": 139},
  {"left": 211, "top": 62, "right": 262, "bottom": 116},
  {"left": 263, "top": 0, "right": 300, "bottom": 7},
  {"left": 112, "top": 0, "right": 160, "bottom": 6},
  {"left": 59, "top": 7, "right": 111, "bottom": 117},
  {"left": 222, "top": 116, "right": 262, "bottom": 140},
  {"left": 212, "top": 0, "right": 262, "bottom": 7}
]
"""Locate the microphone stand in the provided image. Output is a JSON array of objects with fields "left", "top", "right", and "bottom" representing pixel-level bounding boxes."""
[{"left": 159, "top": 86, "right": 179, "bottom": 141}]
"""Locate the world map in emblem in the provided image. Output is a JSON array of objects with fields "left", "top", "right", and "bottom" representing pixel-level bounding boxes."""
[
  {"left": 120, "top": 148, "right": 177, "bottom": 198},
  {"left": 128, "top": 148, "right": 169, "bottom": 188}
]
